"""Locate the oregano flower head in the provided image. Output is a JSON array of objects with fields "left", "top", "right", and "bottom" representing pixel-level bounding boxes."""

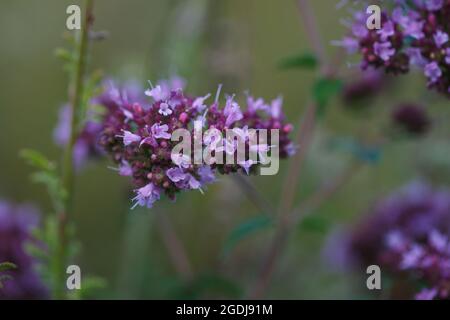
[
  {"left": 335, "top": 0, "right": 450, "bottom": 97},
  {"left": 97, "top": 79, "right": 294, "bottom": 208}
]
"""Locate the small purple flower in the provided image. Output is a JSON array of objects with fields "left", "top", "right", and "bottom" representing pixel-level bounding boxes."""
[
  {"left": 403, "top": 20, "right": 425, "bottom": 40},
  {"left": 118, "top": 161, "right": 133, "bottom": 176},
  {"left": 121, "top": 130, "right": 141, "bottom": 146},
  {"left": 425, "top": 0, "right": 444, "bottom": 11},
  {"left": 158, "top": 103, "right": 172, "bottom": 116},
  {"left": 132, "top": 183, "right": 161, "bottom": 209},
  {"left": 224, "top": 97, "right": 243, "bottom": 127},
  {"left": 158, "top": 76, "right": 186, "bottom": 94},
  {"left": 434, "top": 30, "right": 449, "bottom": 48},
  {"left": 166, "top": 167, "right": 186, "bottom": 183},
  {"left": 446, "top": 48, "right": 450, "bottom": 65},
  {"left": 377, "top": 21, "right": 395, "bottom": 41},
  {"left": 185, "top": 174, "right": 201, "bottom": 190},
  {"left": 197, "top": 166, "right": 216, "bottom": 184},
  {"left": 374, "top": 42, "right": 396, "bottom": 62},
  {"left": 285, "top": 143, "right": 297, "bottom": 157},
  {"left": 246, "top": 96, "right": 266, "bottom": 113},
  {"left": 415, "top": 288, "right": 438, "bottom": 300},
  {"left": 151, "top": 123, "right": 171, "bottom": 140},
  {"left": 239, "top": 159, "right": 255, "bottom": 175},
  {"left": 406, "top": 48, "right": 427, "bottom": 68},
  {"left": 331, "top": 37, "right": 359, "bottom": 54},
  {"left": 269, "top": 96, "right": 283, "bottom": 119},
  {"left": 145, "top": 85, "right": 168, "bottom": 101},
  {"left": 192, "top": 94, "right": 211, "bottom": 112},
  {"left": 352, "top": 23, "right": 368, "bottom": 38},
  {"left": 400, "top": 245, "right": 424, "bottom": 269},
  {"left": 424, "top": 62, "right": 442, "bottom": 83},
  {"left": 171, "top": 153, "right": 191, "bottom": 168},
  {"left": 429, "top": 230, "right": 448, "bottom": 251}
]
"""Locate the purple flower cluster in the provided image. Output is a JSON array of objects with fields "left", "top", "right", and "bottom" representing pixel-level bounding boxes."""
[
  {"left": 0, "top": 201, "right": 48, "bottom": 299},
  {"left": 336, "top": 182, "right": 450, "bottom": 299},
  {"left": 53, "top": 104, "right": 103, "bottom": 169},
  {"left": 53, "top": 80, "right": 147, "bottom": 169},
  {"left": 337, "top": 0, "right": 450, "bottom": 97},
  {"left": 97, "top": 81, "right": 294, "bottom": 209}
]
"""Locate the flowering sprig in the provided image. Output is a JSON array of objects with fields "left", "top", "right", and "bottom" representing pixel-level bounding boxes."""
[
  {"left": 97, "top": 82, "right": 294, "bottom": 209},
  {"left": 332, "top": 182, "right": 450, "bottom": 299},
  {"left": 336, "top": 0, "right": 450, "bottom": 97}
]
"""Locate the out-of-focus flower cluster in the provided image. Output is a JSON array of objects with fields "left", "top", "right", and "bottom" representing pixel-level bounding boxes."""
[
  {"left": 54, "top": 105, "right": 104, "bottom": 169},
  {"left": 336, "top": 0, "right": 450, "bottom": 97},
  {"left": 329, "top": 182, "right": 450, "bottom": 299},
  {"left": 0, "top": 201, "right": 48, "bottom": 299},
  {"left": 94, "top": 79, "right": 294, "bottom": 209}
]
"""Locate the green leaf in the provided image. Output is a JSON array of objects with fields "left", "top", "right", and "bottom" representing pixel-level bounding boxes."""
[
  {"left": 0, "top": 262, "right": 17, "bottom": 272},
  {"left": 20, "top": 149, "right": 66, "bottom": 212},
  {"left": 222, "top": 215, "right": 273, "bottom": 257},
  {"left": 55, "top": 48, "right": 74, "bottom": 63},
  {"left": 299, "top": 216, "right": 329, "bottom": 234},
  {"left": 279, "top": 52, "right": 318, "bottom": 70},
  {"left": 20, "top": 149, "right": 56, "bottom": 172},
  {"left": 31, "top": 171, "right": 66, "bottom": 212},
  {"left": 313, "top": 77, "right": 343, "bottom": 114}
]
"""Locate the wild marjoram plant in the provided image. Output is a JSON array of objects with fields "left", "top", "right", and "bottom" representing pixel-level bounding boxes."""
[
  {"left": 21, "top": 0, "right": 100, "bottom": 299},
  {"left": 18, "top": 0, "right": 445, "bottom": 300},
  {"left": 42, "top": 0, "right": 364, "bottom": 299}
]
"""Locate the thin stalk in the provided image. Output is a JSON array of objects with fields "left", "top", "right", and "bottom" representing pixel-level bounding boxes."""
[
  {"left": 247, "top": 102, "right": 316, "bottom": 299},
  {"left": 231, "top": 174, "right": 275, "bottom": 215},
  {"left": 55, "top": 0, "right": 94, "bottom": 299},
  {"left": 156, "top": 212, "right": 193, "bottom": 281},
  {"left": 248, "top": 0, "right": 332, "bottom": 299}
]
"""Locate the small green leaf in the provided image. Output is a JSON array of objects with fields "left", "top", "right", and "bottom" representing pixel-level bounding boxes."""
[
  {"left": 313, "top": 77, "right": 343, "bottom": 114},
  {"left": 20, "top": 149, "right": 56, "bottom": 172},
  {"left": 279, "top": 52, "right": 318, "bottom": 70},
  {"left": 31, "top": 171, "right": 66, "bottom": 212},
  {"left": 222, "top": 215, "right": 273, "bottom": 257},
  {"left": 55, "top": 48, "right": 74, "bottom": 63},
  {"left": 0, "top": 262, "right": 17, "bottom": 272}
]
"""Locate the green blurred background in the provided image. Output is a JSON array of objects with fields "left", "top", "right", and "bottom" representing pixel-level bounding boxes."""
[{"left": 1, "top": 0, "right": 449, "bottom": 298}]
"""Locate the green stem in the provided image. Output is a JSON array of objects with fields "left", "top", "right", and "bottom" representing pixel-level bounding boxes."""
[{"left": 54, "top": 0, "right": 94, "bottom": 299}]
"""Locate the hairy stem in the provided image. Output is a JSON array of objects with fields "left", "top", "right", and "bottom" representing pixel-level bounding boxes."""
[{"left": 55, "top": 0, "right": 94, "bottom": 299}]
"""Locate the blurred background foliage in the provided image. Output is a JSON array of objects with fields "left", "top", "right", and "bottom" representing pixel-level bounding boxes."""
[{"left": 0, "top": 0, "right": 449, "bottom": 299}]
